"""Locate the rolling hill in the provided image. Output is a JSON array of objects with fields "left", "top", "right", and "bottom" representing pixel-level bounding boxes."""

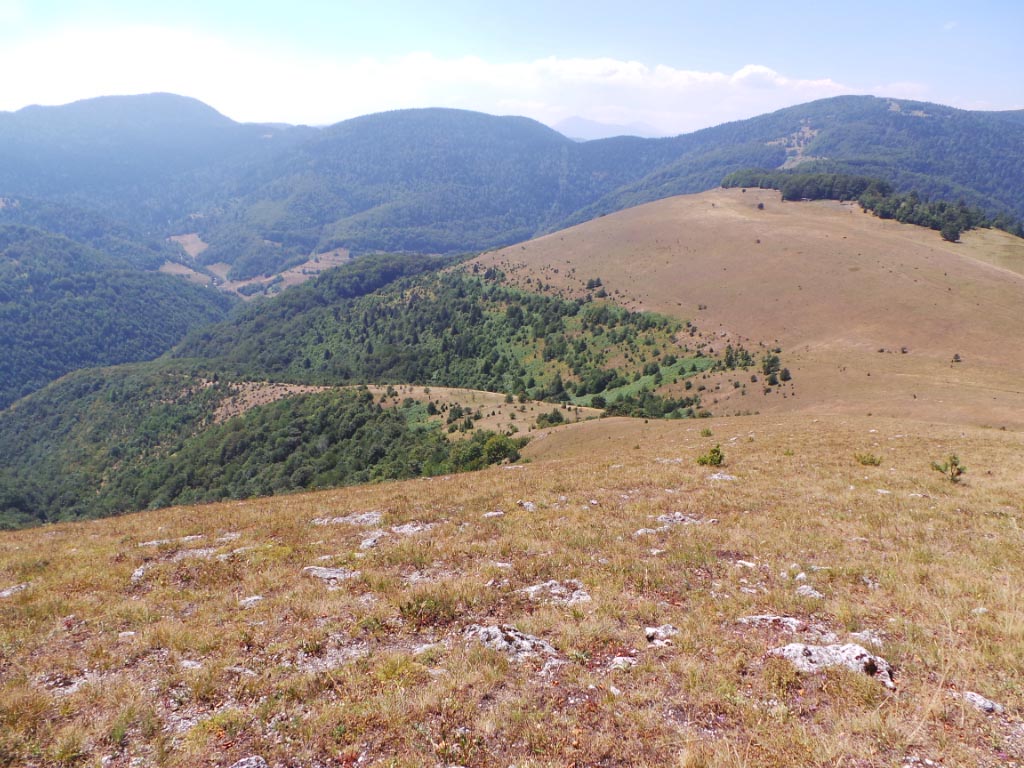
[{"left": 472, "top": 188, "right": 1024, "bottom": 429}]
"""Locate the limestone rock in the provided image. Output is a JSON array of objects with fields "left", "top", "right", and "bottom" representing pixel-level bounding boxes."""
[
  {"left": 312, "top": 511, "right": 382, "bottom": 527},
  {"left": 645, "top": 624, "right": 679, "bottom": 647},
  {"left": 769, "top": 643, "right": 896, "bottom": 689},
  {"left": 962, "top": 690, "right": 1004, "bottom": 714},
  {"left": 302, "top": 566, "right": 361, "bottom": 586},
  {"left": 464, "top": 624, "right": 558, "bottom": 661},
  {"left": 518, "top": 579, "right": 591, "bottom": 606},
  {"left": 228, "top": 758, "right": 269, "bottom": 768},
  {"left": 738, "top": 615, "right": 838, "bottom": 643},
  {"left": 0, "top": 583, "right": 28, "bottom": 598}
]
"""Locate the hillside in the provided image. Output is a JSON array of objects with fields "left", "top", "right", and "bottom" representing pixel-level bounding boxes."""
[
  {"left": 0, "top": 412, "right": 1021, "bottom": 766},
  {"left": 472, "top": 188, "right": 1024, "bottom": 430},
  {"left": 0, "top": 225, "right": 234, "bottom": 409},
  {"left": 4, "top": 93, "right": 1024, "bottom": 282}
]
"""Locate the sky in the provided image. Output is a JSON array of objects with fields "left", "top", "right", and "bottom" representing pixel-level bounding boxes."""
[{"left": 1, "top": 0, "right": 1022, "bottom": 136}]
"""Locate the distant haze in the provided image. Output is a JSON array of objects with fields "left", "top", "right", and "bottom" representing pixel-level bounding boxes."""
[{"left": 1, "top": 3, "right": 1022, "bottom": 135}]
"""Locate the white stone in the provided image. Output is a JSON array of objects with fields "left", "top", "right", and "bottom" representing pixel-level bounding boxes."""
[
  {"left": 359, "top": 530, "right": 389, "bottom": 549},
  {"left": 707, "top": 472, "right": 737, "bottom": 481},
  {"left": 645, "top": 624, "right": 679, "bottom": 647},
  {"left": 228, "top": 758, "right": 269, "bottom": 768},
  {"left": 0, "top": 583, "right": 28, "bottom": 598},
  {"left": 517, "top": 500, "right": 537, "bottom": 512},
  {"left": 391, "top": 522, "right": 435, "bottom": 536},
  {"left": 609, "top": 655, "right": 638, "bottom": 671},
  {"left": 518, "top": 579, "right": 591, "bottom": 606},
  {"left": 769, "top": 643, "right": 895, "bottom": 689},
  {"left": 796, "top": 584, "right": 824, "bottom": 599},
  {"left": 302, "top": 566, "right": 361, "bottom": 586},
  {"left": 238, "top": 595, "right": 264, "bottom": 609},
  {"left": 312, "top": 511, "right": 382, "bottom": 527},
  {"left": 962, "top": 690, "right": 1004, "bottom": 714},
  {"left": 464, "top": 624, "right": 558, "bottom": 661},
  {"left": 482, "top": 510, "right": 505, "bottom": 518}
]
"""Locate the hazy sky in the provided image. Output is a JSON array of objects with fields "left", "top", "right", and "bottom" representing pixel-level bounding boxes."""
[{"left": 1, "top": 0, "right": 1021, "bottom": 135}]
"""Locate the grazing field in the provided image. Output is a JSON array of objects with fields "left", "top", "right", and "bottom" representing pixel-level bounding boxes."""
[
  {"left": 1, "top": 413, "right": 1022, "bottom": 767},
  {"left": 472, "top": 188, "right": 1024, "bottom": 429}
]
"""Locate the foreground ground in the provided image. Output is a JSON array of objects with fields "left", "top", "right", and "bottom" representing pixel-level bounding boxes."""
[{"left": 1, "top": 412, "right": 1022, "bottom": 767}]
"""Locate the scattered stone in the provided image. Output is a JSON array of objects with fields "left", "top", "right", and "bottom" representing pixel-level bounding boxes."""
[
  {"left": 735, "top": 560, "right": 757, "bottom": 569},
  {"left": 130, "top": 565, "right": 150, "bottom": 585},
  {"left": 0, "top": 583, "right": 28, "bottom": 598},
  {"left": 296, "top": 641, "right": 370, "bottom": 672},
  {"left": 793, "top": 571, "right": 807, "bottom": 581},
  {"left": 464, "top": 624, "right": 558, "bottom": 661},
  {"left": 796, "top": 584, "right": 824, "bottom": 599},
  {"left": 633, "top": 527, "right": 664, "bottom": 537},
  {"left": 707, "top": 472, "right": 736, "bottom": 481},
  {"left": 170, "top": 547, "right": 217, "bottom": 562},
  {"left": 238, "top": 595, "right": 264, "bottom": 609},
  {"left": 539, "top": 657, "right": 568, "bottom": 677},
  {"left": 849, "top": 629, "right": 884, "bottom": 647},
  {"left": 302, "top": 566, "right": 361, "bottom": 587},
  {"left": 902, "top": 756, "right": 944, "bottom": 767},
  {"left": 972, "top": 606, "right": 988, "bottom": 615},
  {"left": 138, "top": 538, "right": 172, "bottom": 548},
  {"left": 645, "top": 624, "right": 679, "bottom": 647},
  {"left": 482, "top": 510, "right": 505, "bottom": 518},
  {"left": 861, "top": 575, "right": 880, "bottom": 590},
  {"left": 518, "top": 579, "right": 592, "bottom": 606},
  {"left": 118, "top": 631, "right": 136, "bottom": 640},
  {"left": 609, "top": 655, "right": 638, "bottom": 671},
  {"left": 180, "top": 659, "right": 202, "bottom": 670},
  {"left": 738, "top": 615, "right": 838, "bottom": 643},
  {"left": 228, "top": 758, "right": 269, "bottom": 768},
  {"left": 516, "top": 500, "right": 537, "bottom": 512},
  {"left": 359, "top": 530, "right": 389, "bottom": 549},
  {"left": 768, "top": 643, "right": 896, "bottom": 689},
  {"left": 312, "top": 511, "right": 382, "bottom": 527},
  {"left": 962, "top": 690, "right": 1005, "bottom": 714},
  {"left": 391, "top": 522, "right": 435, "bottom": 536},
  {"left": 655, "top": 512, "right": 713, "bottom": 526},
  {"left": 226, "top": 666, "right": 257, "bottom": 678},
  {"left": 876, "top": 489, "right": 892, "bottom": 495},
  {"left": 655, "top": 457, "right": 682, "bottom": 464},
  {"left": 216, "top": 532, "right": 242, "bottom": 542},
  {"left": 609, "top": 685, "right": 623, "bottom": 697}
]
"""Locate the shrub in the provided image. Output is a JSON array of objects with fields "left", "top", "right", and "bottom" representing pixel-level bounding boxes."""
[
  {"left": 855, "top": 452, "right": 882, "bottom": 466},
  {"left": 697, "top": 445, "right": 724, "bottom": 466}
]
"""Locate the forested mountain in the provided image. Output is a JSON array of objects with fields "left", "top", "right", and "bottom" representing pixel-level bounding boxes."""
[
  {"left": 0, "top": 225, "right": 234, "bottom": 408},
  {"left": 4, "top": 93, "right": 1024, "bottom": 280}
]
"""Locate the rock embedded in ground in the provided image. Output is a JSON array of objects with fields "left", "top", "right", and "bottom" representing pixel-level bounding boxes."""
[
  {"left": 228, "top": 758, "right": 269, "bottom": 768},
  {"left": 302, "top": 566, "right": 361, "bottom": 586},
  {"left": 609, "top": 655, "right": 638, "bottom": 671},
  {"left": 962, "top": 690, "right": 1005, "bottom": 714},
  {"left": 464, "top": 624, "right": 558, "bottom": 661},
  {"left": 312, "top": 511, "right": 382, "bottom": 527},
  {"left": 359, "top": 530, "right": 389, "bottom": 549},
  {"left": 518, "top": 579, "right": 592, "bottom": 606},
  {"left": 391, "top": 522, "right": 435, "bottom": 536},
  {"left": 238, "top": 595, "right": 264, "bottom": 609},
  {"left": 0, "top": 583, "right": 28, "bottom": 598},
  {"left": 796, "top": 584, "right": 825, "bottom": 599},
  {"left": 738, "top": 615, "right": 838, "bottom": 643},
  {"left": 645, "top": 624, "right": 680, "bottom": 647},
  {"left": 769, "top": 642, "right": 896, "bottom": 689}
]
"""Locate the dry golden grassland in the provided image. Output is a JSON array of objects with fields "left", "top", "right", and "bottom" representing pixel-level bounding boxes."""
[
  {"left": 472, "top": 189, "right": 1024, "bottom": 429},
  {"left": 1, "top": 413, "right": 1022, "bottom": 767}
]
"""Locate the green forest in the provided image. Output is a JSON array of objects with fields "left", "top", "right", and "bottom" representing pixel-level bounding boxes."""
[
  {"left": 0, "top": 225, "right": 234, "bottom": 408},
  {"left": 721, "top": 169, "right": 1024, "bottom": 242},
  {"left": 0, "top": 253, "right": 767, "bottom": 528}
]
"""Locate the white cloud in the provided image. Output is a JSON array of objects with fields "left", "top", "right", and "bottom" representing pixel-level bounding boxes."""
[{"left": 0, "top": 23, "right": 896, "bottom": 134}]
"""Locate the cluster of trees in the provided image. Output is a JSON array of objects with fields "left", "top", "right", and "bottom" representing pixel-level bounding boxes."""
[
  {"left": 0, "top": 368, "right": 525, "bottom": 528},
  {"left": 0, "top": 225, "right": 234, "bottom": 408},
  {"left": 175, "top": 255, "right": 696, "bottom": 411},
  {"left": 722, "top": 169, "right": 1024, "bottom": 242}
]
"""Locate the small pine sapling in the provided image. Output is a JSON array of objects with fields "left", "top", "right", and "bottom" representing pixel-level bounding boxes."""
[
  {"left": 931, "top": 454, "right": 965, "bottom": 483},
  {"left": 697, "top": 445, "right": 724, "bottom": 466}
]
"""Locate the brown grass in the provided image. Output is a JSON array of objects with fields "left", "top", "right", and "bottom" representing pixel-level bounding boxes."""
[{"left": 1, "top": 412, "right": 1021, "bottom": 766}]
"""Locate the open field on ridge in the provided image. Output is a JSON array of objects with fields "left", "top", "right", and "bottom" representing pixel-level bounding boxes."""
[
  {"left": 1, "top": 412, "right": 1022, "bottom": 767},
  {"left": 472, "top": 188, "right": 1024, "bottom": 429}
]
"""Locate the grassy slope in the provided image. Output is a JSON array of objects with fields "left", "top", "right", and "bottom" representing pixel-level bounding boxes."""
[
  {"left": 0, "top": 413, "right": 1021, "bottom": 766},
  {"left": 2, "top": 190, "right": 1024, "bottom": 765},
  {"left": 472, "top": 188, "right": 1024, "bottom": 429}
]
